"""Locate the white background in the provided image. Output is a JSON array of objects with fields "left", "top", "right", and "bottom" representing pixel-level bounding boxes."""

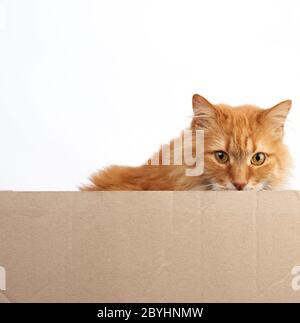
[{"left": 1, "top": 0, "right": 300, "bottom": 191}]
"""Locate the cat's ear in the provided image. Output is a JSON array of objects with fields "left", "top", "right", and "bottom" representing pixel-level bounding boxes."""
[
  {"left": 260, "top": 99, "right": 292, "bottom": 135},
  {"left": 192, "top": 94, "right": 216, "bottom": 128}
]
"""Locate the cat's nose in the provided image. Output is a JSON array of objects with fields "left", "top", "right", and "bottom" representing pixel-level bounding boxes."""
[{"left": 232, "top": 182, "right": 247, "bottom": 191}]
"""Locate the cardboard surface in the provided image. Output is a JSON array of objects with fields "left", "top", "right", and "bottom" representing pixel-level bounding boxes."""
[{"left": 0, "top": 191, "right": 300, "bottom": 303}]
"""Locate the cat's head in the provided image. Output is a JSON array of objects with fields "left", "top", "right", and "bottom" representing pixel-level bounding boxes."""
[{"left": 192, "top": 94, "right": 292, "bottom": 191}]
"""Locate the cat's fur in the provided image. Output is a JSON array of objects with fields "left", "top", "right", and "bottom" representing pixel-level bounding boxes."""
[{"left": 81, "top": 95, "right": 292, "bottom": 191}]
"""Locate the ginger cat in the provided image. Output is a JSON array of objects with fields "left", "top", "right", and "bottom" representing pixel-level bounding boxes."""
[{"left": 82, "top": 95, "right": 292, "bottom": 191}]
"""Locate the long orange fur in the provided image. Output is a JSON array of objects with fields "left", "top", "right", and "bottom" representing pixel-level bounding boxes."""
[{"left": 81, "top": 95, "right": 292, "bottom": 191}]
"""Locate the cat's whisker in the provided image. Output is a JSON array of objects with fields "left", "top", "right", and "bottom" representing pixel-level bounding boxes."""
[{"left": 191, "top": 183, "right": 216, "bottom": 190}]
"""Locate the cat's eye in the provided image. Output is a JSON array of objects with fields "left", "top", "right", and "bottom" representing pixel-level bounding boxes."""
[
  {"left": 251, "top": 152, "right": 266, "bottom": 166},
  {"left": 215, "top": 151, "right": 229, "bottom": 164}
]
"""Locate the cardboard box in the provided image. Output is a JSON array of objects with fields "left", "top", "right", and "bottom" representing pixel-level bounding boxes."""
[{"left": 0, "top": 191, "right": 300, "bottom": 303}]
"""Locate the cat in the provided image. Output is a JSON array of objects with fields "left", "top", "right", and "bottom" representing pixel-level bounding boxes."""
[{"left": 81, "top": 94, "right": 292, "bottom": 191}]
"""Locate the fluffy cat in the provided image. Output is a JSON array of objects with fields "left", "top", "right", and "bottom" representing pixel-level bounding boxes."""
[{"left": 81, "top": 94, "right": 292, "bottom": 191}]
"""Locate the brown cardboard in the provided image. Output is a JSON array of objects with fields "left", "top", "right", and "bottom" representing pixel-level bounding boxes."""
[{"left": 0, "top": 191, "right": 300, "bottom": 303}]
